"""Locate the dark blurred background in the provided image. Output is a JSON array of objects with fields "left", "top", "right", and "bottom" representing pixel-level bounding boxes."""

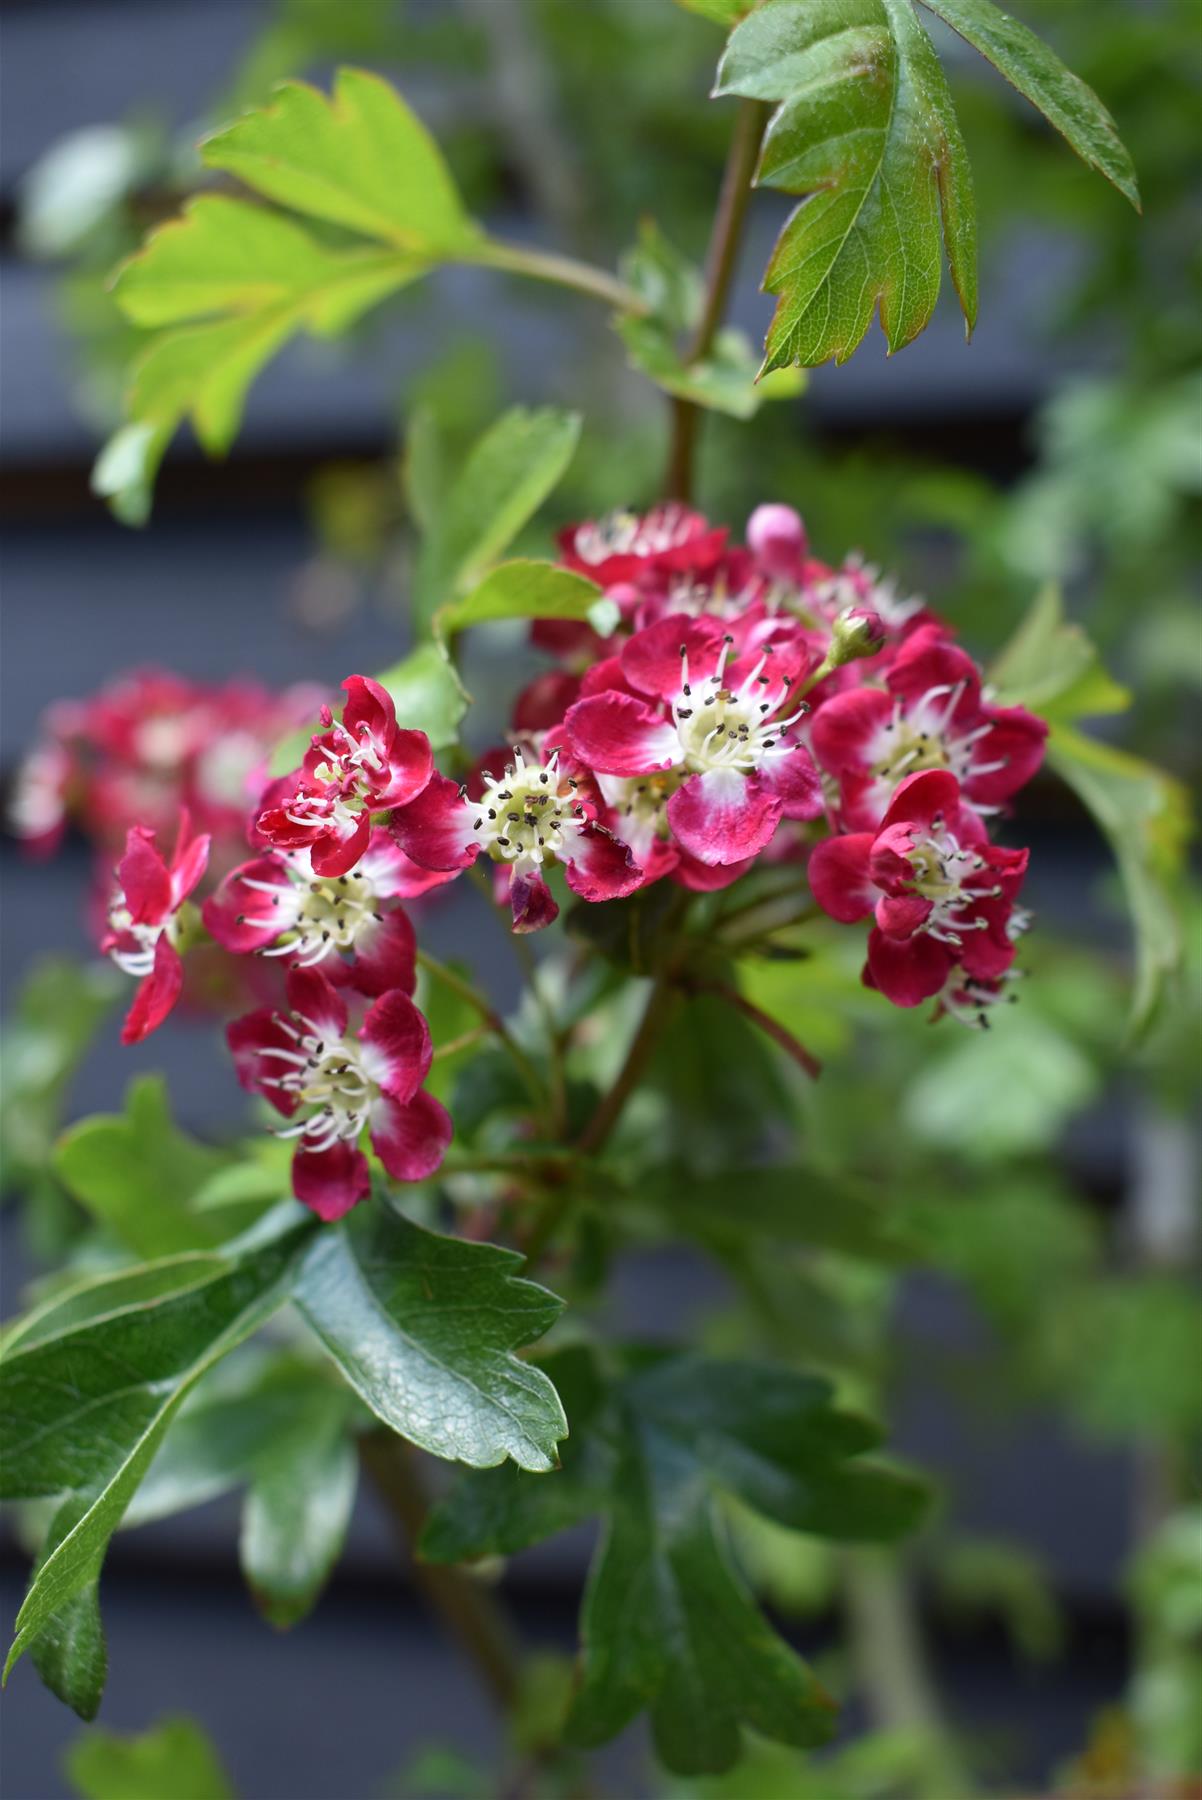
[{"left": 1, "top": 3, "right": 1199, "bottom": 1797}]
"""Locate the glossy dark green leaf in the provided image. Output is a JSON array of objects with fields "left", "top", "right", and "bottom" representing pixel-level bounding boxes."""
[
  {"left": 53, "top": 1077, "right": 238, "bottom": 1258},
  {"left": 424, "top": 1349, "right": 926, "bottom": 1772},
  {"left": 718, "top": 0, "right": 977, "bottom": 369},
  {"left": 415, "top": 407, "right": 582, "bottom": 625},
  {"left": 29, "top": 1494, "right": 106, "bottom": 1722},
  {"left": 294, "top": 1206, "right": 567, "bottom": 1472},
  {"left": 2, "top": 1254, "right": 227, "bottom": 1358},
  {"left": 66, "top": 1714, "right": 234, "bottom": 1800},
  {"left": 240, "top": 1386, "right": 358, "bottom": 1628},
  {"left": 2, "top": 1224, "right": 311, "bottom": 1695},
  {"left": 916, "top": 0, "right": 1140, "bottom": 209}
]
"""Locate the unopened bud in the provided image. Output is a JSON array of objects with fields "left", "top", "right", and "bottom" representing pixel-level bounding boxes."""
[
  {"left": 828, "top": 606, "right": 886, "bottom": 666},
  {"left": 747, "top": 503, "right": 807, "bottom": 581}
]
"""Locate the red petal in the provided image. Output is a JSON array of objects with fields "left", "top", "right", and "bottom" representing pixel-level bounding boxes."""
[
  {"left": 378, "top": 727, "right": 435, "bottom": 809},
  {"left": 563, "top": 693, "right": 679, "bottom": 777},
  {"left": 370, "top": 1089, "right": 453, "bottom": 1183},
  {"left": 509, "top": 868, "right": 559, "bottom": 933},
  {"left": 807, "top": 834, "right": 877, "bottom": 922},
  {"left": 117, "top": 827, "right": 172, "bottom": 924},
  {"left": 292, "top": 1142, "right": 371, "bottom": 1221},
  {"left": 310, "top": 810, "right": 372, "bottom": 879},
  {"left": 667, "top": 768, "right": 781, "bottom": 866},
  {"left": 226, "top": 1007, "right": 300, "bottom": 1116},
  {"left": 390, "top": 772, "right": 479, "bottom": 872},
  {"left": 285, "top": 965, "right": 349, "bottom": 1040},
  {"left": 866, "top": 926, "right": 953, "bottom": 1006},
  {"left": 757, "top": 745, "right": 824, "bottom": 821},
  {"left": 809, "top": 687, "right": 893, "bottom": 777},
  {"left": 359, "top": 989, "right": 432, "bottom": 1101},
  {"left": 203, "top": 856, "right": 298, "bottom": 953},
  {"left": 621, "top": 615, "right": 725, "bottom": 702},
  {"left": 348, "top": 907, "right": 418, "bottom": 999},
  {"left": 120, "top": 936, "right": 183, "bottom": 1044},
  {"left": 564, "top": 824, "right": 644, "bottom": 902}
]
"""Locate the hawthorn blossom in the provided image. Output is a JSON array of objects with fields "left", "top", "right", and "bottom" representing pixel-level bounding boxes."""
[
  {"left": 808, "top": 768, "right": 1029, "bottom": 1007},
  {"left": 391, "top": 747, "right": 643, "bottom": 932},
  {"left": 563, "top": 615, "right": 823, "bottom": 867},
  {"left": 810, "top": 623, "right": 1047, "bottom": 829},
  {"left": 256, "top": 675, "right": 433, "bottom": 878},
  {"left": 203, "top": 828, "right": 451, "bottom": 996},
  {"left": 101, "top": 811, "right": 211, "bottom": 1043},
  {"left": 557, "top": 504, "right": 727, "bottom": 587},
  {"left": 227, "top": 965, "right": 451, "bottom": 1220}
]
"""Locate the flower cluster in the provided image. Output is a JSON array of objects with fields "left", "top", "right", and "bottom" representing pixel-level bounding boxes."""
[{"left": 37, "top": 504, "right": 1047, "bottom": 1218}]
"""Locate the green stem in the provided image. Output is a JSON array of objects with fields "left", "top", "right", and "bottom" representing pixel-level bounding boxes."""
[
  {"left": 577, "top": 970, "right": 677, "bottom": 1158},
  {"left": 359, "top": 1430, "right": 522, "bottom": 1713},
  {"left": 509, "top": 932, "right": 569, "bottom": 1139},
  {"left": 416, "top": 948, "right": 545, "bottom": 1107},
  {"left": 466, "top": 237, "right": 646, "bottom": 315},
  {"left": 664, "top": 98, "right": 769, "bottom": 501}
]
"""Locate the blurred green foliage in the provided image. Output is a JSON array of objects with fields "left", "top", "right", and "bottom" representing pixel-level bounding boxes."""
[{"left": 10, "top": 1, "right": 1200, "bottom": 1796}]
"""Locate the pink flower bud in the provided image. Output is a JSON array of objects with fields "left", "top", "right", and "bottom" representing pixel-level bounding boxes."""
[{"left": 747, "top": 504, "right": 807, "bottom": 581}]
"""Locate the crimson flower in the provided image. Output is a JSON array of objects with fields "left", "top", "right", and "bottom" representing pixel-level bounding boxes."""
[
  {"left": 391, "top": 746, "right": 643, "bottom": 933},
  {"left": 227, "top": 965, "right": 451, "bottom": 1221},
  {"left": 557, "top": 504, "right": 727, "bottom": 587},
  {"left": 808, "top": 769, "right": 1029, "bottom": 1007},
  {"left": 100, "top": 811, "right": 211, "bottom": 1043},
  {"left": 255, "top": 675, "right": 432, "bottom": 878},
  {"left": 810, "top": 623, "right": 1047, "bottom": 830},
  {"left": 203, "top": 828, "right": 451, "bottom": 997},
  {"left": 563, "top": 615, "right": 823, "bottom": 868}
]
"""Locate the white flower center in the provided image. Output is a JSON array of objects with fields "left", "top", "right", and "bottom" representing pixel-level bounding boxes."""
[
  {"left": 900, "top": 822, "right": 1003, "bottom": 949},
  {"left": 869, "top": 684, "right": 1009, "bottom": 807},
  {"left": 672, "top": 638, "right": 807, "bottom": 776},
  {"left": 106, "top": 904, "right": 166, "bottom": 977},
  {"left": 259, "top": 1011, "right": 376, "bottom": 1152},
  {"left": 240, "top": 860, "right": 383, "bottom": 967},
  {"left": 572, "top": 504, "right": 696, "bottom": 565},
  {"left": 470, "top": 748, "right": 586, "bottom": 870}
]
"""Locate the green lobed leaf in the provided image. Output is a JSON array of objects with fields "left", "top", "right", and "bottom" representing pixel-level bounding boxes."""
[
  {"left": 674, "top": 0, "right": 757, "bottom": 22},
  {"left": 414, "top": 407, "right": 582, "bottom": 627},
  {"left": 113, "top": 195, "right": 417, "bottom": 330},
  {"left": 239, "top": 1385, "right": 358, "bottom": 1628},
  {"left": 434, "top": 560, "right": 611, "bottom": 652},
  {"left": 916, "top": 0, "right": 1140, "bottom": 209},
  {"left": 66, "top": 1715, "right": 234, "bottom": 1800},
  {"left": 990, "top": 589, "right": 1188, "bottom": 1037},
  {"left": 617, "top": 222, "right": 805, "bottom": 416},
  {"left": 424, "top": 1348, "right": 926, "bottom": 1773},
  {"left": 294, "top": 1205, "right": 568, "bottom": 1472},
  {"left": 1, "top": 1224, "right": 312, "bottom": 1699},
  {"left": 718, "top": 0, "right": 977, "bottom": 369},
  {"left": 988, "top": 583, "right": 1128, "bottom": 719},
  {"left": 373, "top": 642, "right": 469, "bottom": 752},
  {"left": 89, "top": 421, "right": 174, "bottom": 528},
  {"left": 53, "top": 1077, "right": 239, "bottom": 1259},
  {"left": 201, "top": 68, "right": 480, "bottom": 254},
  {"left": 1048, "top": 728, "right": 1189, "bottom": 1040}
]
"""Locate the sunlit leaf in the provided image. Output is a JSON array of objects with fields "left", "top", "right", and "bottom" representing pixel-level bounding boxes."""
[
  {"left": 415, "top": 407, "right": 582, "bottom": 626},
  {"left": 717, "top": 0, "right": 977, "bottom": 369},
  {"left": 66, "top": 1714, "right": 233, "bottom": 1800}
]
